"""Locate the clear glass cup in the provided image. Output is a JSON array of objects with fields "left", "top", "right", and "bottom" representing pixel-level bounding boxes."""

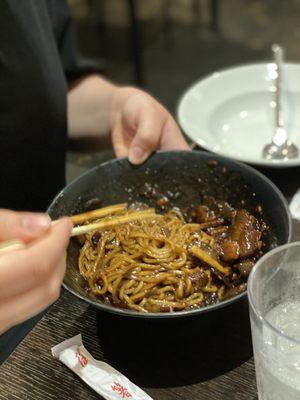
[{"left": 248, "top": 242, "right": 300, "bottom": 400}]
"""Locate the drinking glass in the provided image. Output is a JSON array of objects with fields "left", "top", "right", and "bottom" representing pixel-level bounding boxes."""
[{"left": 248, "top": 242, "right": 300, "bottom": 400}]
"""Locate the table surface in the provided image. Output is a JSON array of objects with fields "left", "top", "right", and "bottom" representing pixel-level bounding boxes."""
[
  {"left": 0, "top": 290, "right": 261, "bottom": 400},
  {"left": 0, "top": 156, "right": 300, "bottom": 400}
]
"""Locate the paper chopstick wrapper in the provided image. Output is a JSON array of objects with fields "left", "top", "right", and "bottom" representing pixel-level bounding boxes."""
[
  {"left": 290, "top": 189, "right": 300, "bottom": 220},
  {"left": 51, "top": 334, "right": 153, "bottom": 400}
]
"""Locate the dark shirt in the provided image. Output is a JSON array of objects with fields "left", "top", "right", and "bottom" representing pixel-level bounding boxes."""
[
  {"left": 0, "top": 0, "right": 95, "bottom": 363},
  {"left": 0, "top": 0, "right": 77, "bottom": 211}
]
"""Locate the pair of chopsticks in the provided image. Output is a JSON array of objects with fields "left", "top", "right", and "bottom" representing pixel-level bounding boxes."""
[{"left": 0, "top": 203, "right": 158, "bottom": 255}]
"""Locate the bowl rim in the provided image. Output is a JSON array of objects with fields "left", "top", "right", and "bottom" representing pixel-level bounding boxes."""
[{"left": 48, "top": 150, "right": 293, "bottom": 318}]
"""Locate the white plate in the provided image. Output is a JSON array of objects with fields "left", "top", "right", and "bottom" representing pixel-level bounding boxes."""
[{"left": 177, "top": 63, "right": 300, "bottom": 167}]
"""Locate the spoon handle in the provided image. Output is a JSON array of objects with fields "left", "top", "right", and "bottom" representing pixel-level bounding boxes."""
[{"left": 272, "top": 44, "right": 284, "bottom": 128}]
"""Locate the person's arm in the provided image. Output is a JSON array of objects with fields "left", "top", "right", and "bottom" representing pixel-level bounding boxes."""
[
  {"left": 67, "top": 75, "right": 189, "bottom": 164},
  {"left": 67, "top": 75, "right": 117, "bottom": 142}
]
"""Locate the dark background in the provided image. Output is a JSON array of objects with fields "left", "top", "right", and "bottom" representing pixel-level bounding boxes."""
[
  {"left": 66, "top": 0, "right": 300, "bottom": 181},
  {"left": 70, "top": 0, "right": 300, "bottom": 112}
]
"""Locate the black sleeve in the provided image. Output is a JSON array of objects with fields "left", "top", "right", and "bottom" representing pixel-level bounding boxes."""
[{"left": 46, "top": 0, "right": 104, "bottom": 84}]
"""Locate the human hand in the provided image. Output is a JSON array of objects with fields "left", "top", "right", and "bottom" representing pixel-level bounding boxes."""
[
  {"left": 0, "top": 210, "right": 72, "bottom": 334},
  {"left": 110, "top": 87, "right": 190, "bottom": 164}
]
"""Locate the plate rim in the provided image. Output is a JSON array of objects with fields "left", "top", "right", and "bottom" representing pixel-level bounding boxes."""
[{"left": 177, "top": 61, "right": 300, "bottom": 168}]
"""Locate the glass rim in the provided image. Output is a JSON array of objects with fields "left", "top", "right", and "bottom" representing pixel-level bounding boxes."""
[{"left": 248, "top": 241, "right": 300, "bottom": 346}]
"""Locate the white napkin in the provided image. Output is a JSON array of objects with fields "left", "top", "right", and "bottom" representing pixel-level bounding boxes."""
[{"left": 52, "top": 334, "right": 153, "bottom": 400}]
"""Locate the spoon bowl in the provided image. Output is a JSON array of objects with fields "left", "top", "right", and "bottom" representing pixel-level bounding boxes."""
[
  {"left": 263, "top": 127, "right": 299, "bottom": 160},
  {"left": 263, "top": 44, "right": 299, "bottom": 160}
]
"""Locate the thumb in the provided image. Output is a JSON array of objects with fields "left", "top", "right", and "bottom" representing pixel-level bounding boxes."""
[
  {"left": 128, "top": 110, "right": 163, "bottom": 165},
  {"left": 0, "top": 209, "right": 51, "bottom": 243}
]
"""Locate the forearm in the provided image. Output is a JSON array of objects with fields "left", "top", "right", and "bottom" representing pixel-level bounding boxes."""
[{"left": 67, "top": 75, "right": 119, "bottom": 139}]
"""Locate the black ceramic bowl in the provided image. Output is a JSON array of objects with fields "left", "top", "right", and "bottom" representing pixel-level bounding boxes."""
[{"left": 48, "top": 151, "right": 292, "bottom": 318}]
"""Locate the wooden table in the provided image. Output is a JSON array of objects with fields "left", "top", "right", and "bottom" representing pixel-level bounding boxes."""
[
  {"left": 0, "top": 160, "right": 299, "bottom": 400},
  {"left": 0, "top": 290, "right": 260, "bottom": 400}
]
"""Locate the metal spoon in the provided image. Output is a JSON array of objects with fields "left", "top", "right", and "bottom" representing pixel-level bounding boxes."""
[{"left": 262, "top": 44, "right": 299, "bottom": 160}]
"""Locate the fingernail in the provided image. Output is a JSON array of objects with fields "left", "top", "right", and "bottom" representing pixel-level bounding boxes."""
[
  {"left": 128, "top": 146, "right": 146, "bottom": 164},
  {"left": 22, "top": 214, "right": 51, "bottom": 233}
]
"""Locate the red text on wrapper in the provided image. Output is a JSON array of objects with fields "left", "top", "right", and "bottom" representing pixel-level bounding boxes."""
[
  {"left": 111, "top": 382, "right": 133, "bottom": 398},
  {"left": 75, "top": 351, "right": 88, "bottom": 367}
]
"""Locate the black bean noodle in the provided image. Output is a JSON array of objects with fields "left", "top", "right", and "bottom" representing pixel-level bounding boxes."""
[{"left": 78, "top": 203, "right": 266, "bottom": 313}]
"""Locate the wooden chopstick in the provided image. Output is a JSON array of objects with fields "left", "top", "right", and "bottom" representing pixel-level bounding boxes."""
[
  {"left": 71, "top": 210, "right": 158, "bottom": 237},
  {"left": 70, "top": 203, "right": 128, "bottom": 224},
  {"left": 0, "top": 209, "right": 158, "bottom": 254}
]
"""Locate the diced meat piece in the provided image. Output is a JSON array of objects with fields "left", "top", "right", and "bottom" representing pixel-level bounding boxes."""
[
  {"left": 235, "top": 260, "right": 255, "bottom": 277},
  {"left": 220, "top": 240, "right": 240, "bottom": 262},
  {"left": 226, "top": 210, "right": 261, "bottom": 259},
  {"left": 203, "top": 196, "right": 234, "bottom": 219},
  {"left": 208, "top": 159, "right": 218, "bottom": 167},
  {"left": 156, "top": 196, "right": 169, "bottom": 208},
  {"left": 207, "top": 226, "right": 228, "bottom": 237},
  {"left": 92, "top": 231, "right": 101, "bottom": 247},
  {"left": 83, "top": 197, "right": 102, "bottom": 211},
  {"left": 188, "top": 269, "right": 209, "bottom": 290},
  {"left": 195, "top": 205, "right": 208, "bottom": 223},
  {"left": 199, "top": 219, "right": 224, "bottom": 229},
  {"left": 222, "top": 283, "right": 247, "bottom": 300},
  {"left": 216, "top": 202, "right": 234, "bottom": 220}
]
